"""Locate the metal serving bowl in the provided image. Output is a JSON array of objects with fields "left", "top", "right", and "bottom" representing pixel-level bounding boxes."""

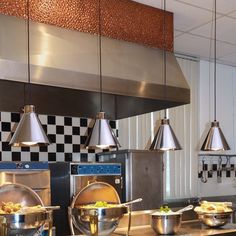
[
  {"left": 197, "top": 212, "right": 232, "bottom": 228},
  {"left": 70, "top": 206, "right": 127, "bottom": 236},
  {"left": 151, "top": 213, "right": 182, "bottom": 235},
  {"left": 69, "top": 182, "right": 128, "bottom": 236}
]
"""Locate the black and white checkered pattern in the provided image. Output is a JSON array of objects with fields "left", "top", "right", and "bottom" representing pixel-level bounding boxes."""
[{"left": 0, "top": 112, "right": 118, "bottom": 162}]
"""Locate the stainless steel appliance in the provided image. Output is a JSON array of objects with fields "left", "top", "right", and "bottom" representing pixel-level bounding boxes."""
[
  {"left": 0, "top": 162, "right": 51, "bottom": 206},
  {"left": 49, "top": 162, "right": 123, "bottom": 236},
  {"left": 97, "top": 149, "right": 164, "bottom": 211}
]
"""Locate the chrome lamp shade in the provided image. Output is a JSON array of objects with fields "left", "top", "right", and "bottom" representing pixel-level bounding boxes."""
[
  {"left": 150, "top": 118, "right": 182, "bottom": 151},
  {"left": 9, "top": 105, "right": 50, "bottom": 147},
  {"left": 201, "top": 121, "right": 230, "bottom": 151},
  {"left": 85, "top": 112, "right": 120, "bottom": 149}
]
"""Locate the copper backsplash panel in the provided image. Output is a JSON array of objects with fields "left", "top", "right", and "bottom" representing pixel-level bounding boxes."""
[{"left": 0, "top": 0, "right": 173, "bottom": 51}]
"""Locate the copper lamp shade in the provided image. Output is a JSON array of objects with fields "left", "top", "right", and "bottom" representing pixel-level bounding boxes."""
[
  {"left": 201, "top": 121, "right": 230, "bottom": 151},
  {"left": 150, "top": 118, "right": 182, "bottom": 151},
  {"left": 9, "top": 105, "right": 50, "bottom": 147},
  {"left": 85, "top": 112, "right": 120, "bottom": 149}
]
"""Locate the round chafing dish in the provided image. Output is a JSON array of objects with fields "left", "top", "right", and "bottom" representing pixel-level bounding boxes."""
[
  {"left": 69, "top": 182, "right": 128, "bottom": 236},
  {"left": 0, "top": 183, "right": 51, "bottom": 236}
]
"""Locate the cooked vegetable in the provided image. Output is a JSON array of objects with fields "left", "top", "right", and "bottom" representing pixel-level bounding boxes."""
[
  {"left": 159, "top": 206, "right": 172, "bottom": 213},
  {"left": 80, "top": 201, "right": 118, "bottom": 209}
]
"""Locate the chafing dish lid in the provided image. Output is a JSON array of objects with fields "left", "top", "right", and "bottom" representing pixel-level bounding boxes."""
[
  {"left": 71, "top": 182, "right": 120, "bottom": 207},
  {"left": 0, "top": 183, "right": 43, "bottom": 207}
]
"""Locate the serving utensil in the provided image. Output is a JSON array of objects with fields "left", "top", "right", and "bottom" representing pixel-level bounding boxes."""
[
  {"left": 176, "top": 205, "right": 193, "bottom": 213},
  {"left": 118, "top": 198, "right": 143, "bottom": 207}
]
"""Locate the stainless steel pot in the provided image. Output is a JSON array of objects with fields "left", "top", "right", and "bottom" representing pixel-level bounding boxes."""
[
  {"left": 70, "top": 206, "right": 127, "bottom": 236},
  {"left": 197, "top": 212, "right": 232, "bottom": 228},
  {"left": 151, "top": 213, "right": 182, "bottom": 235}
]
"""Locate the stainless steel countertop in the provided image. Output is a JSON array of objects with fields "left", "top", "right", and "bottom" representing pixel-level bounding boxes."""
[{"left": 112, "top": 221, "right": 236, "bottom": 236}]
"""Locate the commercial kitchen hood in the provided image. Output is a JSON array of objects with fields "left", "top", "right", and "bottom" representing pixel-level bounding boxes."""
[{"left": 0, "top": 14, "right": 190, "bottom": 120}]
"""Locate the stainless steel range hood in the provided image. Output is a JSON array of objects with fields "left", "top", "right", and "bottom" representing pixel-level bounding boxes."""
[{"left": 0, "top": 14, "right": 190, "bottom": 119}]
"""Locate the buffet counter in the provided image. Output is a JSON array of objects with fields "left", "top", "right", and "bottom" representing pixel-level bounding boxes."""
[{"left": 113, "top": 221, "right": 236, "bottom": 236}]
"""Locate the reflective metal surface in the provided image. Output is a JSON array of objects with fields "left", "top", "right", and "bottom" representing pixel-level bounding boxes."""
[
  {"left": 0, "top": 14, "right": 190, "bottom": 119},
  {"left": 151, "top": 214, "right": 182, "bottom": 234},
  {"left": 70, "top": 207, "right": 127, "bottom": 236},
  {"left": 98, "top": 150, "right": 164, "bottom": 211},
  {"left": 150, "top": 118, "right": 182, "bottom": 151},
  {"left": 71, "top": 182, "right": 120, "bottom": 207},
  {"left": 201, "top": 121, "right": 230, "bottom": 151},
  {"left": 69, "top": 182, "right": 125, "bottom": 236},
  {"left": 9, "top": 105, "right": 50, "bottom": 147},
  {"left": 198, "top": 212, "right": 232, "bottom": 228},
  {"left": 0, "top": 183, "right": 51, "bottom": 236},
  {"left": 85, "top": 112, "right": 120, "bottom": 149}
]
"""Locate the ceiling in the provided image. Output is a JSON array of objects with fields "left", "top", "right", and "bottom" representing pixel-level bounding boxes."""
[{"left": 133, "top": 0, "right": 236, "bottom": 66}]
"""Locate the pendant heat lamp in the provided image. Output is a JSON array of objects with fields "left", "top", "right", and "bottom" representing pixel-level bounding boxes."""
[
  {"left": 85, "top": 0, "right": 120, "bottom": 149},
  {"left": 200, "top": 0, "right": 230, "bottom": 151},
  {"left": 9, "top": 0, "right": 50, "bottom": 147},
  {"left": 150, "top": 0, "right": 181, "bottom": 151}
]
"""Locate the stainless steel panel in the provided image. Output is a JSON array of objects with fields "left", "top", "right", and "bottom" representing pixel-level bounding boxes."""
[
  {"left": 71, "top": 176, "right": 122, "bottom": 200},
  {"left": 0, "top": 14, "right": 190, "bottom": 119},
  {"left": 98, "top": 150, "right": 164, "bottom": 211},
  {"left": 128, "top": 151, "right": 163, "bottom": 211},
  {"left": 0, "top": 171, "right": 50, "bottom": 189},
  {"left": 34, "top": 188, "right": 51, "bottom": 206}
]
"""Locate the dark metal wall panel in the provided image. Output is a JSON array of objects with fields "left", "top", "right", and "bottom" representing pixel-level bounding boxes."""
[{"left": 0, "top": 80, "right": 189, "bottom": 120}]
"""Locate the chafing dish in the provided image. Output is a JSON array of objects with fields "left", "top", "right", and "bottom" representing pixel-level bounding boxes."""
[
  {"left": 69, "top": 182, "right": 128, "bottom": 236},
  {"left": 0, "top": 183, "right": 52, "bottom": 236}
]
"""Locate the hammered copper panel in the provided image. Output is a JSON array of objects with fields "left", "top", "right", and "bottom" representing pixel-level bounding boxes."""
[{"left": 0, "top": 0, "right": 173, "bottom": 51}]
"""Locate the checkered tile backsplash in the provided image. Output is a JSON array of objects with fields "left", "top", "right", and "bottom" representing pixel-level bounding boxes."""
[{"left": 0, "top": 112, "right": 118, "bottom": 162}]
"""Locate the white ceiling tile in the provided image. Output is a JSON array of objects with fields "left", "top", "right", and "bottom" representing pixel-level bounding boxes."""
[
  {"left": 133, "top": 0, "right": 213, "bottom": 32},
  {"left": 191, "top": 16, "right": 236, "bottom": 45},
  {"left": 218, "top": 53, "right": 236, "bottom": 65},
  {"left": 176, "top": 0, "right": 236, "bottom": 14},
  {"left": 174, "top": 33, "right": 236, "bottom": 59},
  {"left": 227, "top": 10, "right": 236, "bottom": 19},
  {"left": 174, "top": 30, "right": 183, "bottom": 37},
  {"left": 170, "top": 1, "right": 213, "bottom": 31}
]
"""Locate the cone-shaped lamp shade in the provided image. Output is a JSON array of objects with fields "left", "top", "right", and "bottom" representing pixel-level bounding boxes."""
[
  {"left": 150, "top": 118, "right": 182, "bottom": 151},
  {"left": 201, "top": 121, "right": 230, "bottom": 151},
  {"left": 9, "top": 105, "right": 50, "bottom": 147},
  {"left": 85, "top": 112, "right": 120, "bottom": 149}
]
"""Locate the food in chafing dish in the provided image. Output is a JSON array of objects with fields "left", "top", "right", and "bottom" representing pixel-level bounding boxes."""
[
  {"left": 79, "top": 201, "right": 119, "bottom": 209},
  {"left": 152, "top": 206, "right": 181, "bottom": 216},
  {"left": 194, "top": 201, "right": 232, "bottom": 214},
  {"left": 0, "top": 202, "right": 44, "bottom": 214}
]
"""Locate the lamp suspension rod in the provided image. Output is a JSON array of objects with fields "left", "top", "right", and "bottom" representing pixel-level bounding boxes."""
[
  {"left": 98, "top": 0, "right": 103, "bottom": 112},
  {"left": 214, "top": 0, "right": 216, "bottom": 121},
  {"left": 26, "top": 0, "right": 31, "bottom": 104},
  {"left": 164, "top": 0, "right": 167, "bottom": 119}
]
